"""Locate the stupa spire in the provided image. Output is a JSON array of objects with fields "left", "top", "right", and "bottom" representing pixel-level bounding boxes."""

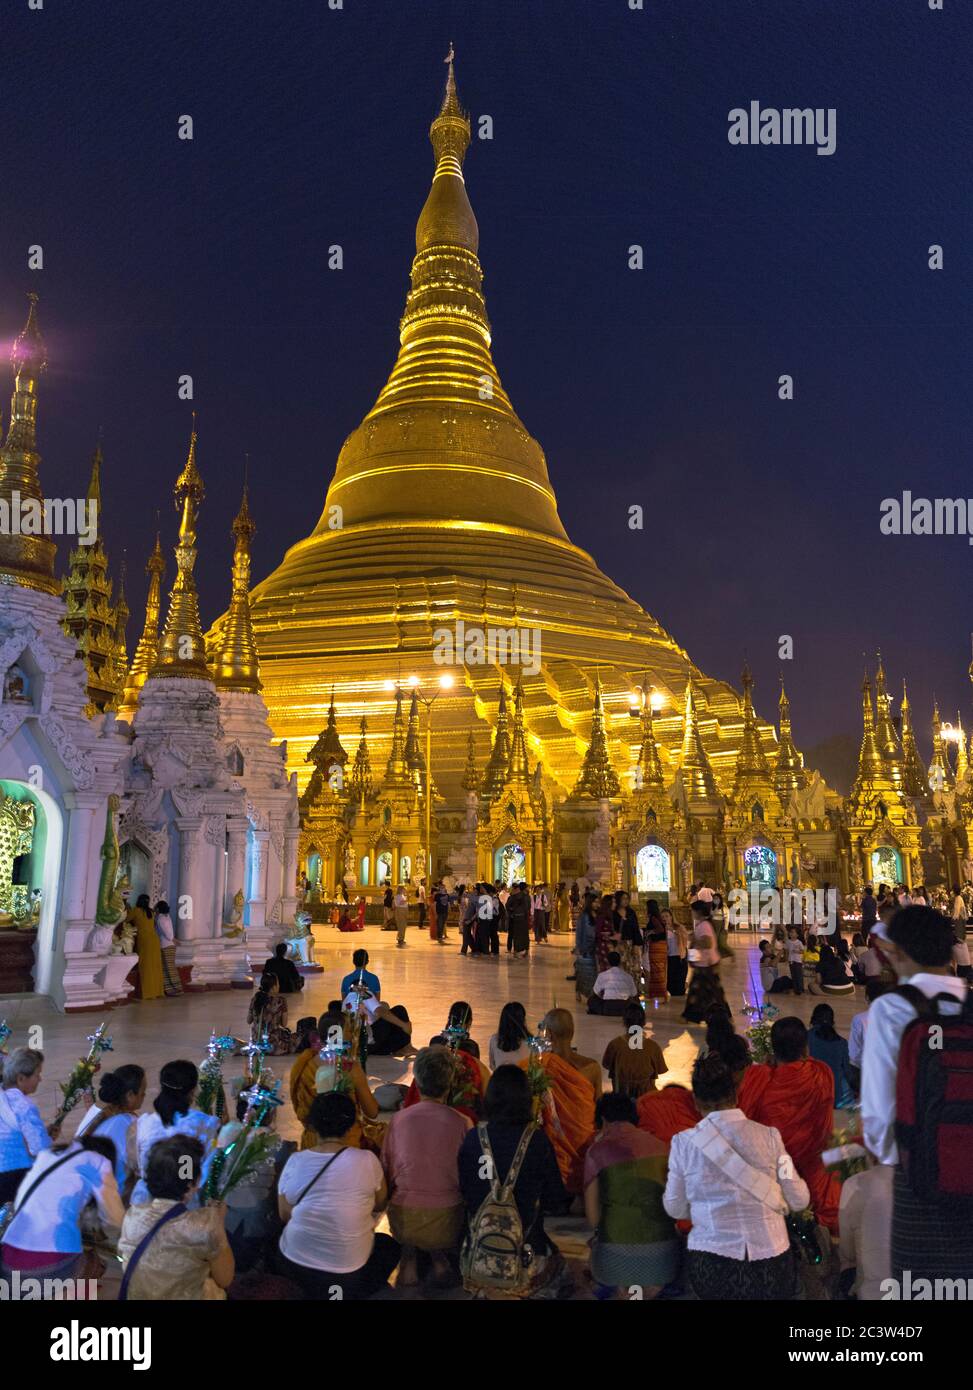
[
  {"left": 855, "top": 673, "right": 885, "bottom": 781},
  {"left": 213, "top": 480, "right": 261, "bottom": 693},
  {"left": 403, "top": 688, "right": 427, "bottom": 789},
  {"left": 873, "top": 651, "right": 903, "bottom": 787},
  {"left": 898, "top": 682, "right": 928, "bottom": 799},
  {"left": 483, "top": 682, "right": 512, "bottom": 800},
  {"left": 732, "top": 664, "right": 773, "bottom": 794},
  {"left": 677, "top": 681, "right": 719, "bottom": 803},
  {"left": 384, "top": 686, "right": 410, "bottom": 787},
  {"left": 0, "top": 293, "right": 58, "bottom": 592},
  {"left": 151, "top": 420, "right": 210, "bottom": 679},
  {"left": 311, "top": 55, "right": 568, "bottom": 548},
  {"left": 349, "top": 716, "right": 373, "bottom": 804},
  {"left": 929, "top": 697, "right": 953, "bottom": 790},
  {"left": 505, "top": 679, "right": 532, "bottom": 785},
  {"left": 461, "top": 728, "right": 481, "bottom": 793},
  {"left": 956, "top": 713, "right": 969, "bottom": 784},
  {"left": 773, "top": 676, "right": 806, "bottom": 799},
  {"left": 60, "top": 441, "right": 126, "bottom": 713},
  {"left": 574, "top": 678, "right": 620, "bottom": 799},
  {"left": 119, "top": 531, "right": 165, "bottom": 719},
  {"left": 634, "top": 682, "right": 666, "bottom": 800}
]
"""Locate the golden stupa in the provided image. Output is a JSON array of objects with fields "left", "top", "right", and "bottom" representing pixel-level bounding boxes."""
[{"left": 225, "top": 54, "right": 781, "bottom": 799}]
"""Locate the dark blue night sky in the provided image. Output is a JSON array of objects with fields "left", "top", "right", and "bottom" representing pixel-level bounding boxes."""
[{"left": 2, "top": 0, "right": 970, "bottom": 779}]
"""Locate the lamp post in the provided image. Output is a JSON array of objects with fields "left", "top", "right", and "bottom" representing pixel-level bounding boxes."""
[{"left": 384, "top": 672, "right": 454, "bottom": 881}]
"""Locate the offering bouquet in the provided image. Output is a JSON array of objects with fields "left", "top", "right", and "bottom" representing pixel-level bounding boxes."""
[
  {"left": 0, "top": 1020, "right": 10, "bottom": 1056},
  {"left": 740, "top": 997, "right": 779, "bottom": 1064},
  {"left": 526, "top": 1025, "right": 557, "bottom": 1130},
  {"left": 202, "top": 1078, "right": 283, "bottom": 1202},
  {"left": 197, "top": 1032, "right": 237, "bottom": 1119},
  {"left": 53, "top": 1024, "right": 113, "bottom": 1126},
  {"left": 822, "top": 1123, "right": 869, "bottom": 1183},
  {"left": 240, "top": 1032, "right": 273, "bottom": 1083},
  {"left": 316, "top": 1037, "right": 355, "bottom": 1095}
]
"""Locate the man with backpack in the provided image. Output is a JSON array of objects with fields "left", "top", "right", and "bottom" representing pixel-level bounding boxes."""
[{"left": 860, "top": 905, "right": 972, "bottom": 1287}]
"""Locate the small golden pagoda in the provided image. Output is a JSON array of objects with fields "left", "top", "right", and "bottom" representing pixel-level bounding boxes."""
[
  {"left": 211, "top": 482, "right": 261, "bottom": 694},
  {"left": 0, "top": 295, "right": 57, "bottom": 594},
  {"left": 898, "top": 682, "right": 928, "bottom": 800},
  {"left": 151, "top": 421, "right": 209, "bottom": 681},
  {"left": 60, "top": 445, "right": 127, "bottom": 714},
  {"left": 118, "top": 532, "right": 165, "bottom": 721}
]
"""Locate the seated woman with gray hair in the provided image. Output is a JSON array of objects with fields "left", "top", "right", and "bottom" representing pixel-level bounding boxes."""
[
  {"left": 0, "top": 1048, "right": 59, "bottom": 1204},
  {"left": 381, "top": 1047, "right": 471, "bottom": 1289}
]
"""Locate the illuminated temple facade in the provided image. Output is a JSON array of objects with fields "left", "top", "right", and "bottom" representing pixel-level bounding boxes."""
[{"left": 4, "top": 64, "right": 973, "bottom": 1011}]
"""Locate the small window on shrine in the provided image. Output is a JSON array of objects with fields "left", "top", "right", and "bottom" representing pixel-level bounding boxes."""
[
  {"left": 507, "top": 802, "right": 516, "bottom": 819},
  {"left": 877, "top": 800, "right": 888, "bottom": 819},
  {"left": 226, "top": 748, "right": 244, "bottom": 776},
  {"left": 752, "top": 801, "right": 764, "bottom": 823},
  {"left": 383, "top": 805, "right": 392, "bottom": 825},
  {"left": 646, "top": 807, "right": 657, "bottom": 824}
]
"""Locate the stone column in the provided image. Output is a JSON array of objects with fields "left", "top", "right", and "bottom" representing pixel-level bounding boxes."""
[
  {"left": 58, "top": 792, "right": 125, "bottom": 1012},
  {"left": 281, "top": 826, "right": 300, "bottom": 924},
  {"left": 174, "top": 819, "right": 203, "bottom": 942},
  {"left": 225, "top": 818, "right": 249, "bottom": 921}
]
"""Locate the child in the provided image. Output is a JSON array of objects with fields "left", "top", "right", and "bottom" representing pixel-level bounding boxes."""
[{"left": 786, "top": 926, "right": 805, "bottom": 995}]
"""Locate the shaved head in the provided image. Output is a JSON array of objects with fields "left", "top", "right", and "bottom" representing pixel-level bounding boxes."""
[{"left": 543, "top": 1008, "right": 574, "bottom": 1042}]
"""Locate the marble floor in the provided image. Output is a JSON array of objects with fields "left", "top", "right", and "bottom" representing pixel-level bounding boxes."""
[{"left": 1, "top": 925, "right": 864, "bottom": 1146}]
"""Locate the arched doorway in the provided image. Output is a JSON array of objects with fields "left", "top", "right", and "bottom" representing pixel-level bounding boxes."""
[
  {"left": 494, "top": 842, "right": 526, "bottom": 886},
  {"left": 0, "top": 779, "right": 63, "bottom": 996},
  {"left": 743, "top": 842, "right": 777, "bottom": 890},
  {"left": 635, "top": 843, "right": 671, "bottom": 895},
  {"left": 870, "top": 845, "right": 901, "bottom": 887}
]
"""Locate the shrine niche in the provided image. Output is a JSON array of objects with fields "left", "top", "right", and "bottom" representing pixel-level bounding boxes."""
[
  {"left": 635, "top": 842, "right": 671, "bottom": 896},
  {"left": 0, "top": 782, "right": 47, "bottom": 994}
]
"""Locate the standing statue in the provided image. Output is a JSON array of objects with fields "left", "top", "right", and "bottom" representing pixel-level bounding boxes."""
[{"left": 95, "top": 795, "right": 126, "bottom": 926}]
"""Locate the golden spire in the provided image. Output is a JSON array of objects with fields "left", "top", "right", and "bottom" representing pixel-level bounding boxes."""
[
  {"left": 213, "top": 480, "right": 261, "bottom": 693},
  {"left": 634, "top": 681, "right": 666, "bottom": 799},
  {"left": 898, "top": 682, "right": 928, "bottom": 799},
  {"left": 873, "top": 652, "right": 903, "bottom": 788},
  {"left": 151, "top": 421, "right": 210, "bottom": 679},
  {"left": 60, "top": 442, "right": 126, "bottom": 712},
  {"left": 0, "top": 294, "right": 58, "bottom": 593},
  {"left": 956, "top": 713, "right": 969, "bottom": 784},
  {"left": 310, "top": 54, "right": 568, "bottom": 548},
  {"left": 855, "top": 672, "right": 885, "bottom": 780},
  {"left": 574, "top": 678, "right": 620, "bottom": 798},
  {"left": 929, "top": 696, "right": 953, "bottom": 791},
  {"left": 109, "top": 555, "right": 130, "bottom": 707},
  {"left": 384, "top": 685, "right": 411, "bottom": 787},
  {"left": 403, "top": 688, "right": 427, "bottom": 789},
  {"left": 349, "top": 715, "right": 373, "bottom": 803},
  {"left": 773, "top": 676, "right": 806, "bottom": 799},
  {"left": 505, "top": 679, "right": 532, "bottom": 785},
  {"left": 732, "top": 663, "right": 773, "bottom": 799},
  {"left": 677, "top": 680, "right": 719, "bottom": 803},
  {"left": 119, "top": 530, "right": 165, "bottom": 719},
  {"left": 301, "top": 689, "right": 349, "bottom": 809},
  {"left": 483, "top": 682, "right": 512, "bottom": 800},
  {"left": 461, "top": 728, "right": 480, "bottom": 793}
]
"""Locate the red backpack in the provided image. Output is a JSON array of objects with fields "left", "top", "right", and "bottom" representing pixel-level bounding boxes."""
[{"left": 894, "top": 984, "right": 973, "bottom": 1203}]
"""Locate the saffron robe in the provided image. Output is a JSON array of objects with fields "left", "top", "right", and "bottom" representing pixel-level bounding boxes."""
[
  {"left": 739, "top": 1058, "right": 840, "bottom": 1232},
  {"left": 520, "top": 1053, "right": 596, "bottom": 1195},
  {"left": 637, "top": 1085, "right": 700, "bottom": 1143}
]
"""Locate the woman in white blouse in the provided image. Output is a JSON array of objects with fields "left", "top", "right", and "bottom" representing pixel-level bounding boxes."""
[
  {"left": 0, "top": 1133, "right": 124, "bottom": 1285},
  {"left": 131, "top": 1060, "right": 220, "bottom": 1207},
  {"left": 76, "top": 1065, "right": 146, "bottom": 1197},
  {"left": 663, "top": 1053, "right": 809, "bottom": 1300},
  {"left": 0, "top": 1048, "right": 59, "bottom": 1203},
  {"left": 487, "top": 1002, "right": 531, "bottom": 1069}
]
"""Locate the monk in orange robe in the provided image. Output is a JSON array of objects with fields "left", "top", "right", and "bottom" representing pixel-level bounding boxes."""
[
  {"left": 520, "top": 1009, "right": 597, "bottom": 1194},
  {"left": 738, "top": 1016, "right": 840, "bottom": 1233},
  {"left": 637, "top": 1084, "right": 700, "bottom": 1143}
]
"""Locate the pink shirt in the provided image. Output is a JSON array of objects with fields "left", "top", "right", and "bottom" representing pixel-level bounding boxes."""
[{"left": 382, "top": 1100, "right": 471, "bottom": 1209}]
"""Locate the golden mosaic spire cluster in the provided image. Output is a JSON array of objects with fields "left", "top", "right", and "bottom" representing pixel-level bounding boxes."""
[
  {"left": 0, "top": 294, "right": 58, "bottom": 593},
  {"left": 483, "top": 683, "right": 512, "bottom": 800},
  {"left": 151, "top": 423, "right": 210, "bottom": 679},
  {"left": 874, "top": 652, "right": 903, "bottom": 789},
  {"left": 505, "top": 679, "right": 532, "bottom": 786},
  {"left": 731, "top": 663, "right": 775, "bottom": 809},
  {"left": 898, "top": 683, "right": 928, "bottom": 799},
  {"left": 349, "top": 716, "right": 373, "bottom": 803},
  {"left": 574, "top": 679, "right": 621, "bottom": 798},
  {"left": 213, "top": 481, "right": 261, "bottom": 693},
  {"left": 634, "top": 686, "right": 667, "bottom": 802},
  {"left": 60, "top": 443, "right": 128, "bottom": 713}
]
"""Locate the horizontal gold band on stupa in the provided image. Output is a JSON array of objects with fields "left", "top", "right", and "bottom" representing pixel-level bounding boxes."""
[
  {"left": 327, "top": 463, "right": 557, "bottom": 504},
  {"left": 292, "top": 515, "right": 593, "bottom": 558}
]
